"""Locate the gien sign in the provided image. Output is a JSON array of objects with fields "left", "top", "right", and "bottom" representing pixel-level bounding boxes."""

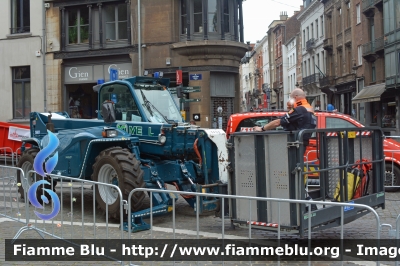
[
  {"left": 107, "top": 64, "right": 130, "bottom": 78},
  {"left": 64, "top": 63, "right": 132, "bottom": 84},
  {"left": 68, "top": 67, "right": 90, "bottom": 81}
]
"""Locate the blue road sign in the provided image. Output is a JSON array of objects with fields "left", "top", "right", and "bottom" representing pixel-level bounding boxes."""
[{"left": 189, "top": 74, "right": 202, "bottom": 81}]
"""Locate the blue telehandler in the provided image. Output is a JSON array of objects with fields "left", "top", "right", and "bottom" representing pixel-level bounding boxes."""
[{"left": 17, "top": 75, "right": 229, "bottom": 231}]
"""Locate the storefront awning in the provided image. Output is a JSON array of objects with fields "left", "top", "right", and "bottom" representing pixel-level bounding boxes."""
[{"left": 351, "top": 83, "right": 386, "bottom": 104}]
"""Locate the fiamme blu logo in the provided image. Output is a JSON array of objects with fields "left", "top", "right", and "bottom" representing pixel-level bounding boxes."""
[{"left": 28, "top": 130, "right": 61, "bottom": 220}]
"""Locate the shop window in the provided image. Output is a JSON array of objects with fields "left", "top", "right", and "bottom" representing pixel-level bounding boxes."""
[
  {"left": 12, "top": 66, "right": 31, "bottom": 119},
  {"left": 382, "top": 102, "right": 396, "bottom": 128},
  {"left": 11, "top": 0, "right": 30, "bottom": 34}
]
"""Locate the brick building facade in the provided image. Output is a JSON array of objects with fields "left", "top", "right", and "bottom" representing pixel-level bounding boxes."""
[{"left": 43, "top": 0, "right": 248, "bottom": 128}]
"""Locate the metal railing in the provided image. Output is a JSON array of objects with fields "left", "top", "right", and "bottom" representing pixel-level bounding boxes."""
[
  {"left": 362, "top": 0, "right": 375, "bottom": 11},
  {"left": 302, "top": 73, "right": 320, "bottom": 86},
  {"left": 363, "top": 36, "right": 384, "bottom": 55},
  {"left": 306, "top": 38, "right": 315, "bottom": 51},
  {"left": 126, "top": 187, "right": 382, "bottom": 265}
]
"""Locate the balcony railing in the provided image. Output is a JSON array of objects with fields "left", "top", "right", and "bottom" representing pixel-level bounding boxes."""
[
  {"left": 319, "top": 76, "right": 335, "bottom": 88},
  {"left": 362, "top": 0, "right": 374, "bottom": 12},
  {"left": 344, "top": 28, "right": 351, "bottom": 45},
  {"left": 375, "top": 36, "right": 384, "bottom": 51},
  {"left": 337, "top": 32, "right": 343, "bottom": 47},
  {"left": 362, "top": 36, "right": 384, "bottom": 55},
  {"left": 323, "top": 38, "right": 333, "bottom": 50},
  {"left": 302, "top": 74, "right": 321, "bottom": 86},
  {"left": 324, "top": 0, "right": 335, "bottom": 10},
  {"left": 306, "top": 38, "right": 316, "bottom": 51}
]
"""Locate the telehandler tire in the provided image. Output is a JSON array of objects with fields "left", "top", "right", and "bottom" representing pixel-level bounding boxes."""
[
  {"left": 92, "top": 147, "right": 146, "bottom": 220},
  {"left": 384, "top": 163, "right": 400, "bottom": 192},
  {"left": 17, "top": 148, "right": 55, "bottom": 204}
]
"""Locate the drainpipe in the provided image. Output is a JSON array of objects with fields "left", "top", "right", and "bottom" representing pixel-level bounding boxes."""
[
  {"left": 138, "top": 0, "right": 142, "bottom": 76},
  {"left": 42, "top": 1, "right": 47, "bottom": 112}
]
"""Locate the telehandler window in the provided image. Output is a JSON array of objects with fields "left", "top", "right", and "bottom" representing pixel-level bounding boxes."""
[{"left": 100, "top": 84, "right": 142, "bottom": 121}]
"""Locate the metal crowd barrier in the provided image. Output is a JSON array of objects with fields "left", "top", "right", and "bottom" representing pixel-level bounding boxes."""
[
  {"left": 383, "top": 136, "right": 400, "bottom": 190},
  {"left": 0, "top": 164, "right": 127, "bottom": 264},
  {"left": 125, "top": 187, "right": 383, "bottom": 266},
  {"left": 14, "top": 170, "right": 126, "bottom": 241},
  {"left": 397, "top": 214, "right": 400, "bottom": 266},
  {"left": 0, "top": 165, "right": 28, "bottom": 226},
  {"left": 0, "top": 147, "right": 16, "bottom": 166}
]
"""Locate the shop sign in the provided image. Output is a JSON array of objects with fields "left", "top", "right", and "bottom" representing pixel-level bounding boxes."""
[
  {"left": 65, "top": 66, "right": 93, "bottom": 83},
  {"left": 105, "top": 63, "right": 131, "bottom": 80},
  {"left": 65, "top": 63, "right": 132, "bottom": 84}
]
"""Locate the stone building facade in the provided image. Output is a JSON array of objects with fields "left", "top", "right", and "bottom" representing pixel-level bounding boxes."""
[{"left": 0, "top": 1, "right": 46, "bottom": 123}]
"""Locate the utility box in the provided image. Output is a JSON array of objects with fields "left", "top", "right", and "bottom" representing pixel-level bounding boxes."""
[{"left": 229, "top": 127, "right": 385, "bottom": 236}]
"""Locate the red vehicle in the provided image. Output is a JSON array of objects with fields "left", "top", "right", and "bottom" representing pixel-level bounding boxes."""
[{"left": 226, "top": 110, "right": 400, "bottom": 191}]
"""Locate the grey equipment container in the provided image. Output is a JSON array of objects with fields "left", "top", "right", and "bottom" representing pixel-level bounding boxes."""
[{"left": 228, "top": 127, "right": 385, "bottom": 237}]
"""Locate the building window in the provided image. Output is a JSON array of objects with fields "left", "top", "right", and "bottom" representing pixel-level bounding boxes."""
[
  {"left": 346, "top": 46, "right": 351, "bottom": 73},
  {"left": 384, "top": 0, "right": 400, "bottom": 34},
  {"left": 338, "top": 50, "right": 343, "bottom": 75},
  {"left": 11, "top": 0, "right": 30, "bottom": 34},
  {"left": 321, "top": 15, "right": 324, "bottom": 35},
  {"left": 358, "top": 45, "right": 363, "bottom": 65},
  {"left": 63, "top": 3, "right": 130, "bottom": 50},
  {"left": 181, "top": 1, "right": 187, "bottom": 34},
  {"left": 356, "top": 4, "right": 361, "bottom": 24},
  {"left": 372, "top": 62, "right": 376, "bottom": 82},
  {"left": 316, "top": 19, "right": 319, "bottom": 38},
  {"left": 12, "top": 66, "right": 31, "bottom": 119},
  {"left": 346, "top": 2, "right": 351, "bottom": 28},
  {"left": 180, "top": 0, "right": 234, "bottom": 40},
  {"left": 104, "top": 4, "right": 128, "bottom": 41},
  {"left": 195, "top": 0, "right": 204, "bottom": 32},
  {"left": 223, "top": 0, "right": 230, "bottom": 33},
  {"left": 311, "top": 23, "right": 314, "bottom": 39},
  {"left": 303, "top": 30, "right": 306, "bottom": 47},
  {"left": 337, "top": 8, "right": 342, "bottom": 32},
  {"left": 68, "top": 8, "right": 89, "bottom": 44}
]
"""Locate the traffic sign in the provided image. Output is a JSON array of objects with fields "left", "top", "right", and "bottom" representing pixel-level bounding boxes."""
[
  {"left": 181, "top": 98, "right": 201, "bottom": 103},
  {"left": 169, "top": 86, "right": 201, "bottom": 93},
  {"left": 190, "top": 74, "right": 202, "bottom": 81}
]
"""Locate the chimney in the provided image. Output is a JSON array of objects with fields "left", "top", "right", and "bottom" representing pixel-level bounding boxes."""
[
  {"left": 280, "top": 11, "right": 288, "bottom": 21},
  {"left": 300, "top": 5, "right": 304, "bottom": 11}
]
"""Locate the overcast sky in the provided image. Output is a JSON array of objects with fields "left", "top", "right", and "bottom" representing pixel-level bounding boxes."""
[{"left": 242, "top": 0, "right": 304, "bottom": 44}]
